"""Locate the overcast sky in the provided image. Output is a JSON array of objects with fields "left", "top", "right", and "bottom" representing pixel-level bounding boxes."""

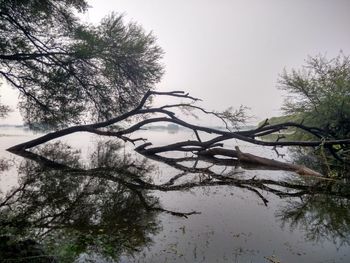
[{"left": 1, "top": 0, "right": 350, "bottom": 124}]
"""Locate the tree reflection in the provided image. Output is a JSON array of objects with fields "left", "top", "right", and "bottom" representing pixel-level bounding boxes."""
[
  {"left": 0, "top": 141, "right": 162, "bottom": 262},
  {"left": 272, "top": 147, "right": 350, "bottom": 246},
  {"left": 276, "top": 181, "right": 350, "bottom": 246},
  {"left": 140, "top": 151, "right": 350, "bottom": 246},
  {"left": 2, "top": 142, "right": 350, "bottom": 261}
]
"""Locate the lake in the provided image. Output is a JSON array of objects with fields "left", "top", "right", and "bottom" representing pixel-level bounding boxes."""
[{"left": 0, "top": 127, "right": 349, "bottom": 263}]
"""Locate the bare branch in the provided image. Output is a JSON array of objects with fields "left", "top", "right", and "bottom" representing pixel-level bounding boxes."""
[{"left": 6, "top": 90, "right": 350, "bottom": 178}]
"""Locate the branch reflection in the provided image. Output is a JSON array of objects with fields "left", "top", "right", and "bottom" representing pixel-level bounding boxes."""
[
  {"left": 1, "top": 142, "right": 350, "bottom": 261},
  {"left": 1, "top": 142, "right": 162, "bottom": 262}
]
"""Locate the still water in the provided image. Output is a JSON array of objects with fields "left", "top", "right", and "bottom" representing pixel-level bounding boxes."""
[{"left": 0, "top": 127, "right": 349, "bottom": 262}]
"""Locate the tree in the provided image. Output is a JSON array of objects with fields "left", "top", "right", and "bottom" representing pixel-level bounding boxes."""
[
  {"left": 279, "top": 53, "right": 350, "bottom": 139},
  {"left": 279, "top": 53, "right": 350, "bottom": 166},
  {"left": 0, "top": 0, "right": 163, "bottom": 128}
]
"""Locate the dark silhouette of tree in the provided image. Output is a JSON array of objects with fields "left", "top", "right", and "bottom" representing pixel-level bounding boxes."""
[{"left": 0, "top": 0, "right": 163, "bottom": 128}]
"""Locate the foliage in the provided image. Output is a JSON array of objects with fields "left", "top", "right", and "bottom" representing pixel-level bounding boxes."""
[
  {"left": 0, "top": 0, "right": 163, "bottom": 129},
  {"left": 278, "top": 53, "right": 350, "bottom": 167},
  {"left": 279, "top": 53, "right": 350, "bottom": 139}
]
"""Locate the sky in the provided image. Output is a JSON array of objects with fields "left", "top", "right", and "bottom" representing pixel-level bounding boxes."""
[{"left": 1, "top": 0, "right": 350, "bottom": 125}]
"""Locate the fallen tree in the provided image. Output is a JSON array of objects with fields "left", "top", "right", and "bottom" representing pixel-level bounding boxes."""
[{"left": 7, "top": 90, "right": 350, "bottom": 177}]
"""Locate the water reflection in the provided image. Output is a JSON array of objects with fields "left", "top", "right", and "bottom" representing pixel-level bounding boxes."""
[
  {"left": 277, "top": 185, "right": 350, "bottom": 246},
  {"left": 141, "top": 151, "right": 350, "bottom": 250},
  {"left": 1, "top": 142, "right": 350, "bottom": 262},
  {"left": 1, "top": 142, "right": 161, "bottom": 262}
]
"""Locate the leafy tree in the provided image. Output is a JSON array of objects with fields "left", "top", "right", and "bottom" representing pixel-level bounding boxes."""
[
  {"left": 279, "top": 53, "right": 350, "bottom": 169},
  {"left": 0, "top": 0, "right": 163, "bottom": 128},
  {"left": 279, "top": 53, "right": 350, "bottom": 139}
]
